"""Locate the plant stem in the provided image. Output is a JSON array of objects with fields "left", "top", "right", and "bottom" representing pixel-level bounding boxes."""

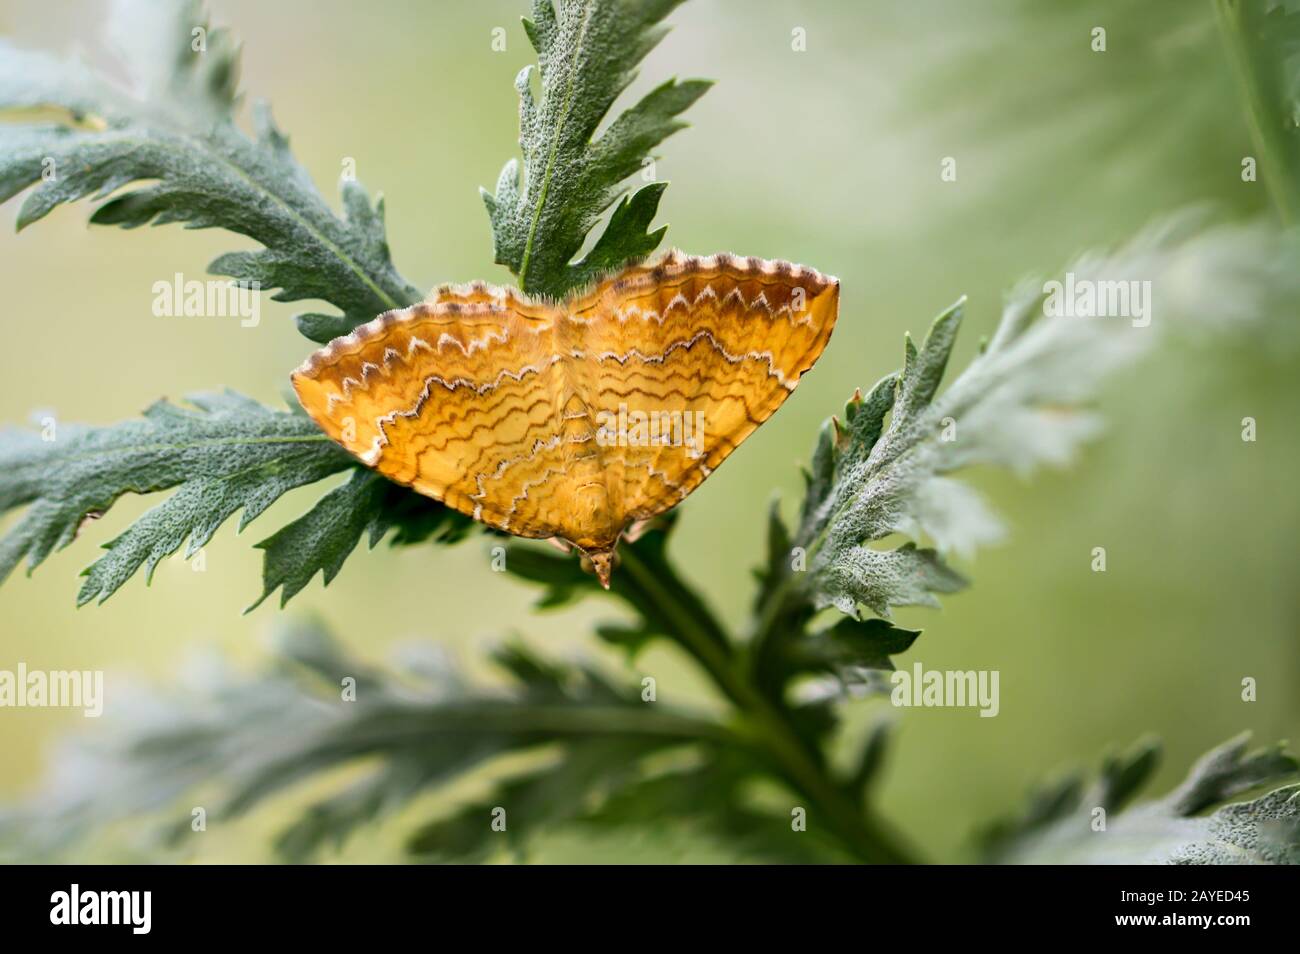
[
  {"left": 617, "top": 546, "right": 919, "bottom": 864},
  {"left": 1215, "top": 0, "right": 1300, "bottom": 225}
]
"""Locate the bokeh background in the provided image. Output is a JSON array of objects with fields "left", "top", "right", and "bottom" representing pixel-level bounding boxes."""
[{"left": 0, "top": 0, "right": 1296, "bottom": 862}]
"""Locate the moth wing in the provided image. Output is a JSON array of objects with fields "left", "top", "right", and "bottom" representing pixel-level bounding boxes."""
[
  {"left": 291, "top": 284, "right": 574, "bottom": 539},
  {"left": 573, "top": 251, "right": 838, "bottom": 523}
]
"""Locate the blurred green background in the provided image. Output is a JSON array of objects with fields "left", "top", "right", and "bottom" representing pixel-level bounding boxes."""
[{"left": 0, "top": 0, "right": 1296, "bottom": 862}]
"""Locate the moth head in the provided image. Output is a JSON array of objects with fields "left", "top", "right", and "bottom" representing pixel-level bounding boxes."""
[{"left": 580, "top": 546, "right": 618, "bottom": 590}]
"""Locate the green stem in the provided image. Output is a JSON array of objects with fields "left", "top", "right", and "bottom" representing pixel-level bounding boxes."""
[
  {"left": 747, "top": 567, "right": 801, "bottom": 647},
  {"left": 618, "top": 546, "right": 918, "bottom": 864},
  {"left": 1215, "top": 0, "right": 1300, "bottom": 225},
  {"left": 351, "top": 704, "right": 744, "bottom": 746}
]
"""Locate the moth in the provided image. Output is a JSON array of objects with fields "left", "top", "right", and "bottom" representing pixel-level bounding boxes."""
[{"left": 292, "top": 250, "right": 839, "bottom": 587}]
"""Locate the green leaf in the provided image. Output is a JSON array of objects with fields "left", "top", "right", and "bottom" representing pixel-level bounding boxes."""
[
  {"left": 0, "top": 620, "right": 744, "bottom": 863},
  {"left": 1215, "top": 0, "right": 1300, "bottom": 222},
  {"left": 0, "top": 391, "right": 480, "bottom": 608},
  {"left": 782, "top": 617, "right": 922, "bottom": 678},
  {"left": 849, "top": 718, "right": 894, "bottom": 796},
  {"left": 483, "top": 0, "right": 710, "bottom": 299},
  {"left": 981, "top": 734, "right": 1300, "bottom": 864},
  {"left": 0, "top": 0, "right": 421, "bottom": 341},
  {"left": 748, "top": 215, "right": 1300, "bottom": 708},
  {"left": 406, "top": 736, "right": 671, "bottom": 862},
  {"left": 770, "top": 215, "right": 1300, "bottom": 627},
  {"left": 572, "top": 750, "right": 856, "bottom": 863},
  {"left": 814, "top": 540, "right": 966, "bottom": 620},
  {"left": 0, "top": 391, "right": 353, "bottom": 605},
  {"left": 249, "top": 470, "right": 473, "bottom": 611}
]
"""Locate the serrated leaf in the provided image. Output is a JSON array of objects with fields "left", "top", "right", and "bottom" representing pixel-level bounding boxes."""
[
  {"left": 249, "top": 470, "right": 473, "bottom": 611},
  {"left": 573, "top": 750, "right": 856, "bottom": 863},
  {"left": 252, "top": 470, "right": 403, "bottom": 611},
  {"left": 783, "top": 617, "right": 922, "bottom": 676},
  {"left": 106, "top": 0, "right": 242, "bottom": 120},
  {"left": 406, "top": 736, "right": 668, "bottom": 862},
  {"left": 0, "top": 620, "right": 741, "bottom": 864},
  {"left": 773, "top": 215, "right": 1300, "bottom": 627},
  {"left": 0, "top": 391, "right": 354, "bottom": 605},
  {"left": 0, "top": 393, "right": 476, "bottom": 608},
  {"left": 483, "top": 0, "right": 710, "bottom": 299},
  {"left": 981, "top": 734, "right": 1300, "bottom": 864},
  {"left": 749, "top": 215, "right": 1299, "bottom": 708},
  {"left": 0, "top": 1, "right": 421, "bottom": 340},
  {"left": 565, "top": 181, "right": 669, "bottom": 288},
  {"left": 812, "top": 541, "right": 966, "bottom": 619}
]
